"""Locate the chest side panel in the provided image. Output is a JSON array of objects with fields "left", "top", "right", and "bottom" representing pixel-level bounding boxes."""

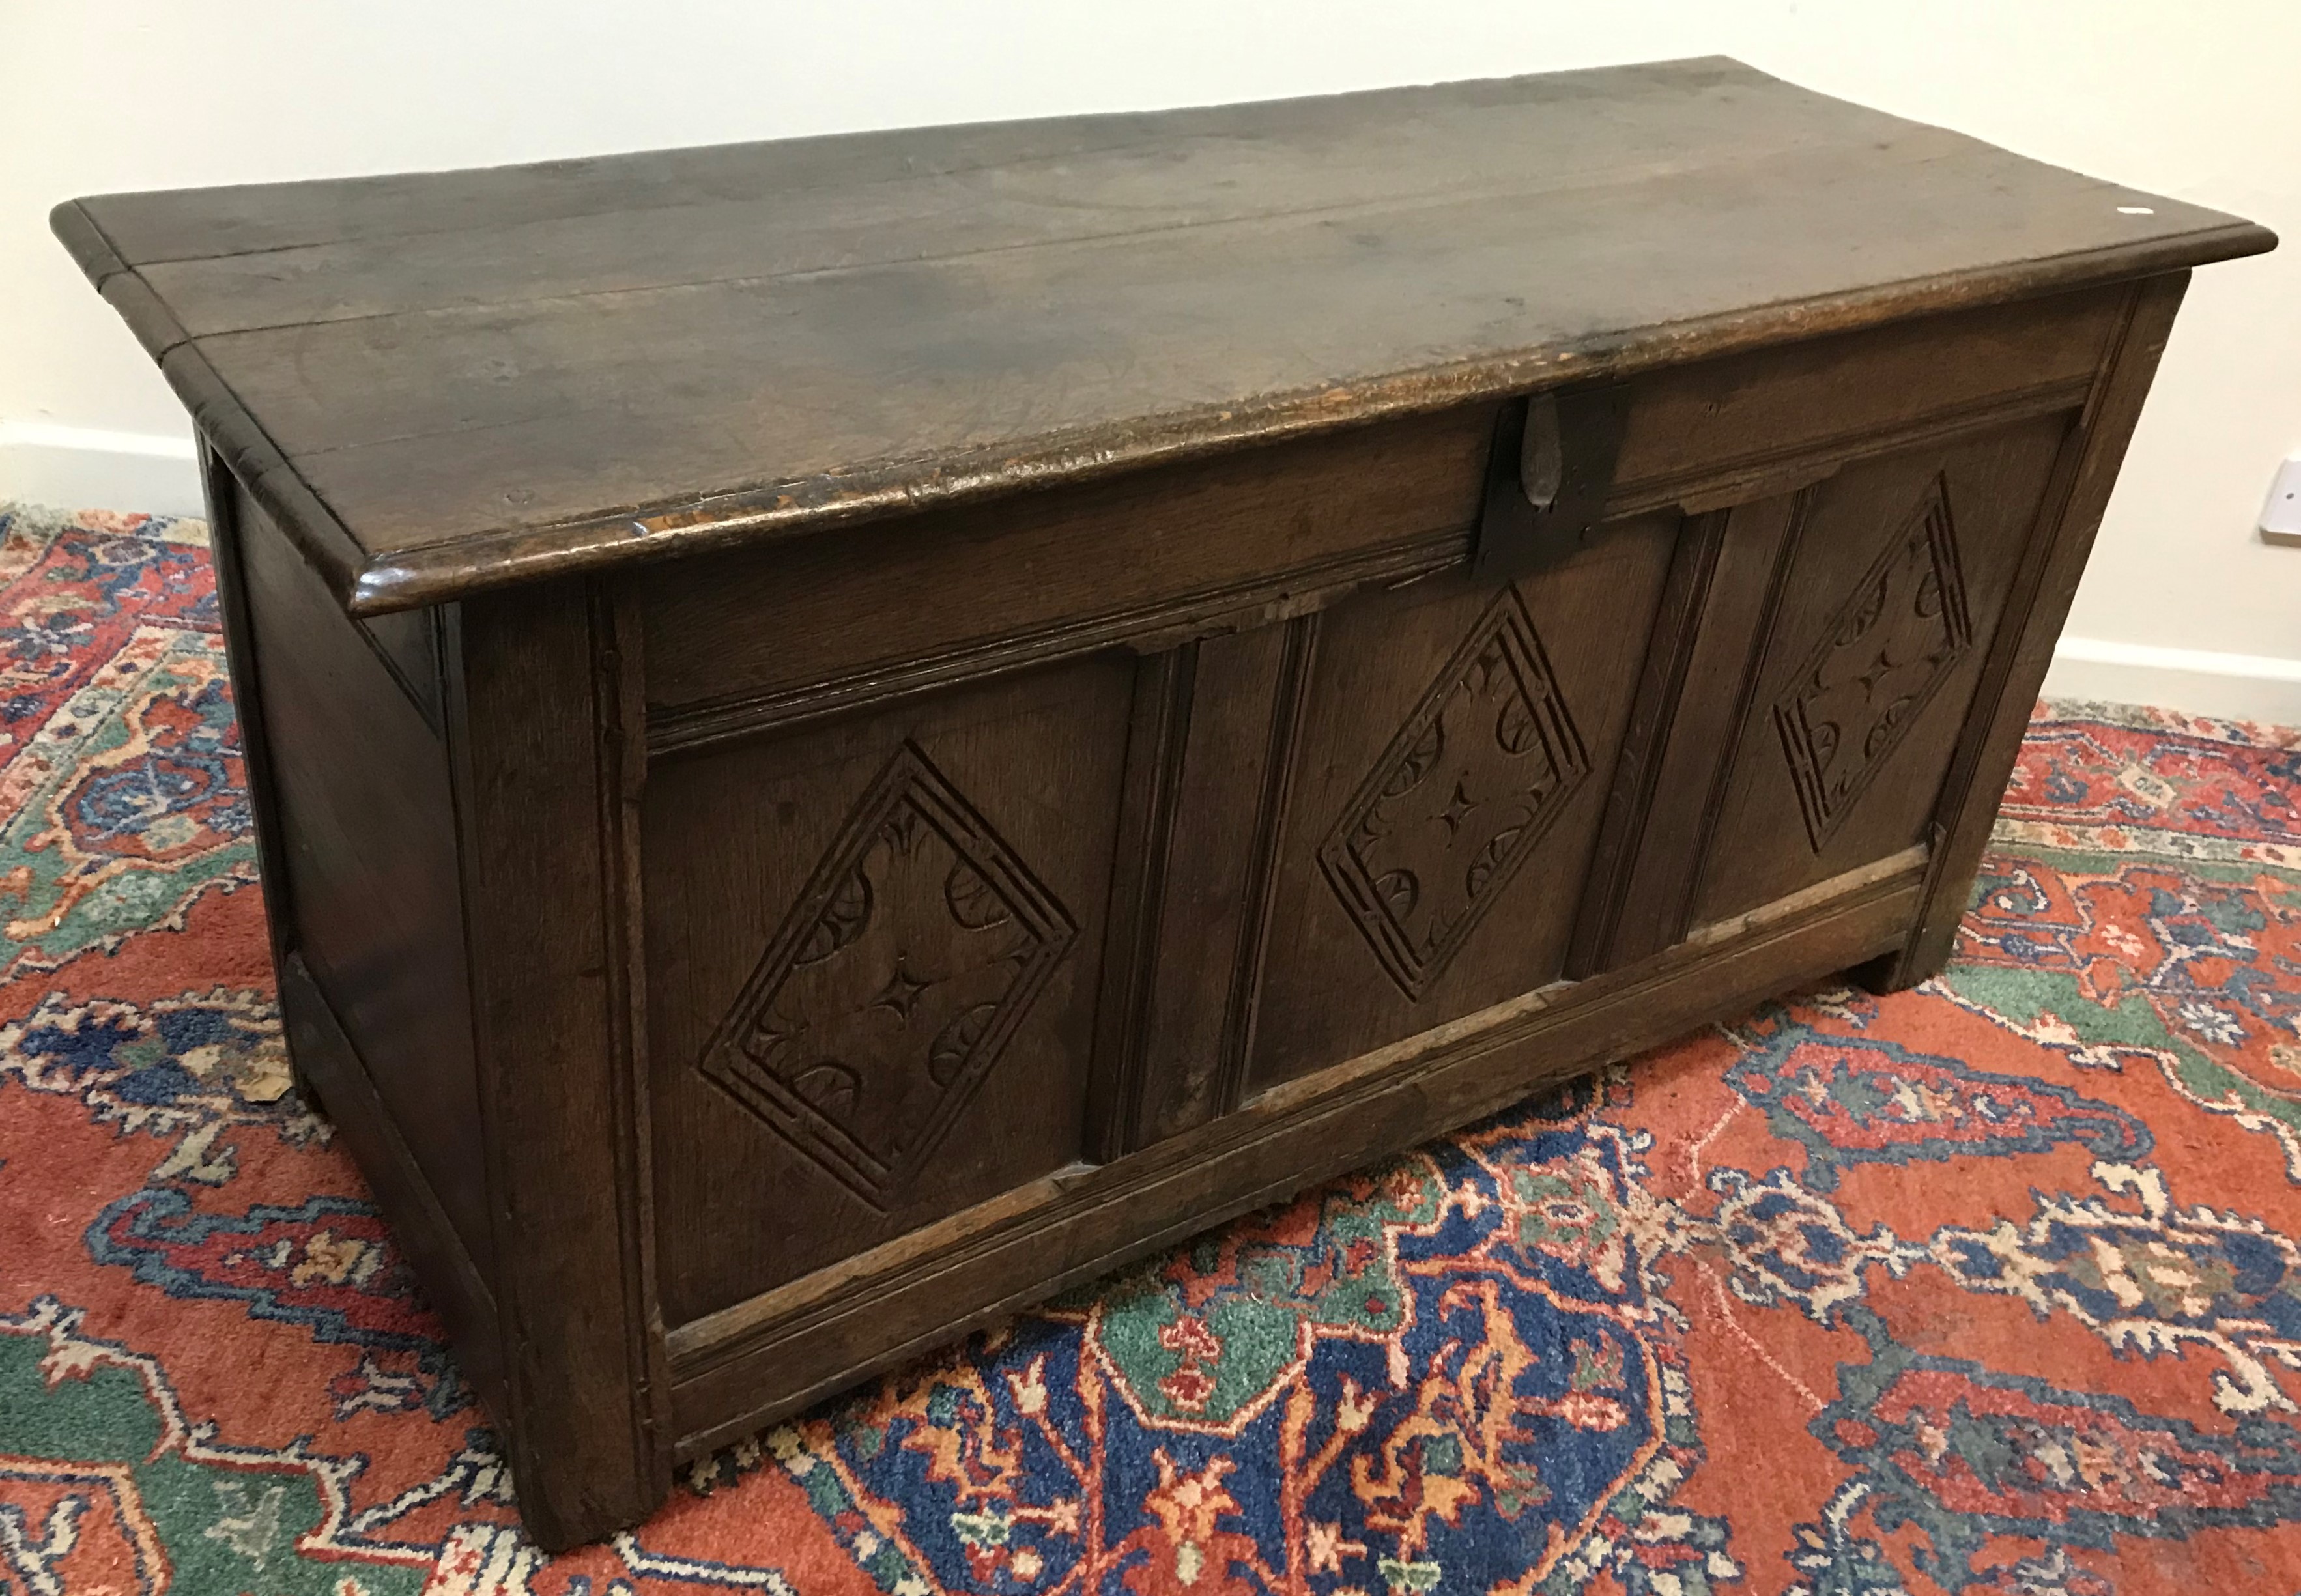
[{"left": 231, "top": 489, "right": 486, "bottom": 1273}]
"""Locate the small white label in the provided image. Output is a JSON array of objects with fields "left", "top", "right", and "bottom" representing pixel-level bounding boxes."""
[{"left": 2117, "top": 205, "right": 2155, "bottom": 216}]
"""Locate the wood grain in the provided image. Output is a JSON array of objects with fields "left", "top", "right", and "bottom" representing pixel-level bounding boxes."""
[
  {"left": 1874, "top": 274, "right": 2194, "bottom": 990},
  {"left": 1687, "top": 413, "right": 2074, "bottom": 927},
  {"left": 1248, "top": 522, "right": 1678, "bottom": 1087},
  {"left": 233, "top": 485, "right": 491, "bottom": 1272},
  {"left": 665, "top": 855, "right": 1926, "bottom": 1455},
  {"left": 56, "top": 61, "right": 2270, "bottom": 613},
  {"left": 449, "top": 584, "right": 668, "bottom": 1547},
  {"left": 642, "top": 659, "right": 1133, "bottom": 1322}
]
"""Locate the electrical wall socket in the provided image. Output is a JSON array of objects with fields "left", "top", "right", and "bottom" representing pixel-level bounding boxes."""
[{"left": 2263, "top": 455, "right": 2301, "bottom": 547}]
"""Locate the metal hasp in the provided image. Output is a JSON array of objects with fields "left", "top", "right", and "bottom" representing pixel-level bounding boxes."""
[{"left": 1474, "top": 385, "right": 1632, "bottom": 579}]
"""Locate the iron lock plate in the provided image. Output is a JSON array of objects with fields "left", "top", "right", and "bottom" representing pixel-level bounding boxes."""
[{"left": 1473, "top": 384, "right": 1632, "bottom": 580}]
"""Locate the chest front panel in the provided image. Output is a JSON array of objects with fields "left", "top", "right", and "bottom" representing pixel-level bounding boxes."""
[
  {"left": 624, "top": 289, "right": 2108, "bottom": 1339},
  {"left": 1246, "top": 519, "right": 1679, "bottom": 1088},
  {"left": 643, "top": 659, "right": 1132, "bottom": 1320},
  {"left": 1686, "top": 414, "right": 2072, "bottom": 928}
]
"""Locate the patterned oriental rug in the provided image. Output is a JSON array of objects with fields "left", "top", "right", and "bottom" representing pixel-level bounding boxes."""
[{"left": 3, "top": 501, "right": 2300, "bottom": 1596}]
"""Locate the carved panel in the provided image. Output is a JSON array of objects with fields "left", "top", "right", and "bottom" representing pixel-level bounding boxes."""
[
  {"left": 1318, "top": 586, "right": 1589, "bottom": 999},
  {"left": 1773, "top": 474, "right": 1973, "bottom": 851},
  {"left": 700, "top": 741, "right": 1077, "bottom": 1208}
]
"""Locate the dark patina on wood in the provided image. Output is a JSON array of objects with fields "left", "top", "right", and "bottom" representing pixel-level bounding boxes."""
[{"left": 60, "top": 58, "right": 2271, "bottom": 1547}]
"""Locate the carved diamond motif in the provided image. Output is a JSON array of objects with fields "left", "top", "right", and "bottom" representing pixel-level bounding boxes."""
[
  {"left": 700, "top": 741, "right": 1076, "bottom": 1209},
  {"left": 1774, "top": 473, "right": 1973, "bottom": 851},
  {"left": 1318, "top": 586, "right": 1589, "bottom": 1000}
]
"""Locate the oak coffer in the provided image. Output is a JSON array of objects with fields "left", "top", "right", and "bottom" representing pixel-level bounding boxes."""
[{"left": 57, "top": 58, "right": 2274, "bottom": 1546}]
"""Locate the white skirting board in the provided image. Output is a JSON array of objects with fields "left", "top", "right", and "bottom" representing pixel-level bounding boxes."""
[
  {"left": 2046, "top": 636, "right": 2301, "bottom": 728},
  {"left": 0, "top": 422, "right": 203, "bottom": 519}
]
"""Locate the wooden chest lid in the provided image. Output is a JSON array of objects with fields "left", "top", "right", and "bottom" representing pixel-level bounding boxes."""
[{"left": 57, "top": 57, "right": 2272, "bottom": 615}]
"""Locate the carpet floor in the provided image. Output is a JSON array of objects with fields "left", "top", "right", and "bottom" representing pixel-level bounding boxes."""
[{"left": 4, "top": 500, "right": 2300, "bottom": 1595}]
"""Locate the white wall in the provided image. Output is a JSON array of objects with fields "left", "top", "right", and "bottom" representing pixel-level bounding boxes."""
[{"left": 5, "top": 1, "right": 2296, "bottom": 716}]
